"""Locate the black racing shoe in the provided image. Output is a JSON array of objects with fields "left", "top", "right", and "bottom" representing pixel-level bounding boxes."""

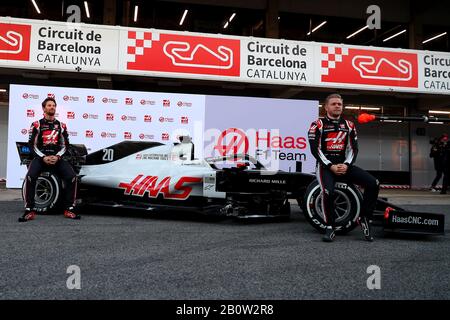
[
  {"left": 322, "top": 227, "right": 335, "bottom": 242},
  {"left": 18, "top": 209, "right": 36, "bottom": 222},
  {"left": 358, "top": 216, "right": 374, "bottom": 242}
]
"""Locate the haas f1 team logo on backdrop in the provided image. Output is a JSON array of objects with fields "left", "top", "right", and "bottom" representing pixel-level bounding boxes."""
[
  {"left": 214, "top": 128, "right": 249, "bottom": 157},
  {"left": 0, "top": 22, "right": 31, "bottom": 61},
  {"left": 126, "top": 31, "right": 240, "bottom": 77},
  {"left": 320, "top": 46, "right": 418, "bottom": 88}
]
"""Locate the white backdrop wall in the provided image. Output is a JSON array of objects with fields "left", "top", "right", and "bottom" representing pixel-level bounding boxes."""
[
  {"left": 7, "top": 84, "right": 206, "bottom": 188},
  {"left": 6, "top": 84, "right": 318, "bottom": 188}
]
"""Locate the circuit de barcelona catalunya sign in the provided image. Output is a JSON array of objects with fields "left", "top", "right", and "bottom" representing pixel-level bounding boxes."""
[{"left": 0, "top": 16, "right": 449, "bottom": 95}]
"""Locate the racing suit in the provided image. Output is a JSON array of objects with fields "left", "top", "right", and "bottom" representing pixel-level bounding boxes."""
[
  {"left": 308, "top": 115, "right": 379, "bottom": 227},
  {"left": 24, "top": 118, "right": 77, "bottom": 210}
]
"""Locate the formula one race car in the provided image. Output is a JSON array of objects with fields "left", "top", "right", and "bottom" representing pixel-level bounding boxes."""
[{"left": 16, "top": 137, "right": 445, "bottom": 236}]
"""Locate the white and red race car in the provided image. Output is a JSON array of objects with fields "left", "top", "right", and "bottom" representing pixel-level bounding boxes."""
[{"left": 16, "top": 137, "right": 445, "bottom": 236}]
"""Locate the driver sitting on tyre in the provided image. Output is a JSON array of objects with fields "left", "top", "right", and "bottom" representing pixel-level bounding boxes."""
[
  {"left": 19, "top": 97, "right": 80, "bottom": 222},
  {"left": 308, "top": 93, "right": 379, "bottom": 242}
]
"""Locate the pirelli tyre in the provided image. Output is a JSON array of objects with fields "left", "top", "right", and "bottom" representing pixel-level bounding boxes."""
[
  {"left": 22, "top": 172, "right": 62, "bottom": 213},
  {"left": 302, "top": 180, "right": 362, "bottom": 234}
]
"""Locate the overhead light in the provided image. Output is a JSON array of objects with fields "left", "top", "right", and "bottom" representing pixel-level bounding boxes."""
[
  {"left": 346, "top": 25, "right": 369, "bottom": 39},
  {"left": 307, "top": 21, "right": 327, "bottom": 36},
  {"left": 84, "top": 1, "right": 90, "bottom": 19},
  {"left": 134, "top": 5, "right": 138, "bottom": 22},
  {"left": 0, "top": 89, "right": 7, "bottom": 93},
  {"left": 318, "top": 104, "right": 322, "bottom": 108},
  {"left": 345, "top": 106, "right": 380, "bottom": 111},
  {"left": 179, "top": 9, "right": 188, "bottom": 26},
  {"left": 429, "top": 110, "right": 450, "bottom": 115},
  {"left": 223, "top": 21, "right": 229, "bottom": 29},
  {"left": 229, "top": 13, "right": 236, "bottom": 22},
  {"left": 383, "top": 29, "right": 407, "bottom": 42},
  {"left": 422, "top": 32, "right": 447, "bottom": 44},
  {"left": 31, "top": 0, "right": 41, "bottom": 14},
  {"left": 429, "top": 122, "right": 444, "bottom": 124}
]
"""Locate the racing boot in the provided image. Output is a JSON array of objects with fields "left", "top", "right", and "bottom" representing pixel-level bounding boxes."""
[
  {"left": 18, "top": 208, "right": 36, "bottom": 222},
  {"left": 64, "top": 207, "right": 81, "bottom": 220},
  {"left": 358, "top": 216, "right": 374, "bottom": 242},
  {"left": 322, "top": 226, "right": 335, "bottom": 242}
]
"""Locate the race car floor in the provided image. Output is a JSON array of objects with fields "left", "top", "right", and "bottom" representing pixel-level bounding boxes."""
[{"left": 0, "top": 190, "right": 449, "bottom": 299}]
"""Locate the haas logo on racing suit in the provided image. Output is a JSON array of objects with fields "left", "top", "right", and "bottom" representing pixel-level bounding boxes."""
[
  {"left": 118, "top": 175, "right": 202, "bottom": 200},
  {"left": 325, "top": 131, "right": 347, "bottom": 151},
  {"left": 42, "top": 130, "right": 59, "bottom": 145}
]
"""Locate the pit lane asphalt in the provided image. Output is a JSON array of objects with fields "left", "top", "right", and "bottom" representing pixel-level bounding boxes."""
[{"left": 0, "top": 199, "right": 449, "bottom": 300}]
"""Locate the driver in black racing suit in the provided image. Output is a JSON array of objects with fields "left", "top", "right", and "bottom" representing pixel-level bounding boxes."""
[
  {"left": 19, "top": 97, "right": 80, "bottom": 222},
  {"left": 308, "top": 93, "right": 379, "bottom": 242}
]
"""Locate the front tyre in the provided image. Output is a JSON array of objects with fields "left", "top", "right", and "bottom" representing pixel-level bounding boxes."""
[
  {"left": 301, "top": 180, "right": 362, "bottom": 234},
  {"left": 22, "top": 172, "right": 62, "bottom": 213}
]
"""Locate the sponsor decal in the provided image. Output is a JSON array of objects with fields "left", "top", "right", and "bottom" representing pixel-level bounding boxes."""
[
  {"left": 26, "top": 109, "right": 35, "bottom": 117},
  {"left": 124, "top": 132, "right": 132, "bottom": 139},
  {"left": 101, "top": 131, "right": 117, "bottom": 138},
  {"left": 139, "top": 133, "right": 154, "bottom": 140},
  {"left": 118, "top": 175, "right": 202, "bottom": 199},
  {"left": 144, "top": 115, "right": 152, "bottom": 122},
  {"left": 47, "top": 93, "right": 55, "bottom": 99},
  {"left": 249, "top": 178, "right": 287, "bottom": 185},
  {"left": 320, "top": 46, "right": 418, "bottom": 88},
  {"left": 85, "top": 130, "right": 94, "bottom": 138},
  {"left": 177, "top": 101, "right": 192, "bottom": 107},
  {"left": 180, "top": 116, "right": 189, "bottom": 124},
  {"left": 68, "top": 131, "right": 77, "bottom": 137},
  {"left": 87, "top": 95, "right": 95, "bottom": 103},
  {"left": 102, "top": 97, "right": 118, "bottom": 104},
  {"left": 162, "top": 133, "right": 170, "bottom": 141},
  {"left": 66, "top": 111, "right": 75, "bottom": 119},
  {"left": 140, "top": 99, "right": 156, "bottom": 105},
  {"left": 106, "top": 113, "right": 114, "bottom": 121},
  {"left": 163, "top": 99, "right": 170, "bottom": 107},
  {"left": 22, "top": 93, "right": 39, "bottom": 99},
  {"left": 0, "top": 22, "right": 31, "bottom": 61},
  {"left": 121, "top": 115, "right": 137, "bottom": 121},
  {"left": 21, "top": 128, "right": 28, "bottom": 135},
  {"left": 126, "top": 31, "right": 240, "bottom": 77},
  {"left": 159, "top": 116, "right": 174, "bottom": 123},
  {"left": 82, "top": 113, "right": 98, "bottom": 119},
  {"left": 125, "top": 97, "right": 133, "bottom": 105},
  {"left": 63, "top": 95, "right": 79, "bottom": 102}
]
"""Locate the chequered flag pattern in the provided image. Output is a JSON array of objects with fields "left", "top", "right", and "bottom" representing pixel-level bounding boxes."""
[
  {"left": 321, "top": 46, "right": 349, "bottom": 76},
  {"left": 127, "top": 31, "right": 159, "bottom": 63}
]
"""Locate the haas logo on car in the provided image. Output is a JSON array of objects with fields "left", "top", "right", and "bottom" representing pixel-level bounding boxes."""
[
  {"left": 0, "top": 22, "right": 31, "bottom": 61},
  {"left": 118, "top": 175, "right": 202, "bottom": 200},
  {"left": 214, "top": 128, "right": 249, "bottom": 156},
  {"left": 126, "top": 31, "right": 240, "bottom": 77},
  {"left": 320, "top": 46, "right": 418, "bottom": 88}
]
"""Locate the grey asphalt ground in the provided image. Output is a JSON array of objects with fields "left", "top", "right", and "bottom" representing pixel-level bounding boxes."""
[{"left": 0, "top": 189, "right": 449, "bottom": 300}]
